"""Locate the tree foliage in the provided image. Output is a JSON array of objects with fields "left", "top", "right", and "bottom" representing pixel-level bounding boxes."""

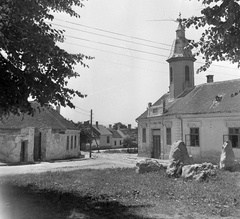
[
  {"left": 0, "top": 0, "right": 93, "bottom": 116},
  {"left": 184, "top": 0, "right": 240, "bottom": 72},
  {"left": 123, "top": 136, "right": 137, "bottom": 148},
  {"left": 112, "top": 122, "right": 127, "bottom": 130},
  {"left": 75, "top": 122, "right": 92, "bottom": 144}
]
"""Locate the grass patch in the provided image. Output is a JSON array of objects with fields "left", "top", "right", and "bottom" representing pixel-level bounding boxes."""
[{"left": 1, "top": 168, "right": 240, "bottom": 218}]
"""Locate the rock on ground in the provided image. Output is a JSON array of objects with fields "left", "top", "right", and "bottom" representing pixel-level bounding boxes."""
[
  {"left": 181, "top": 163, "right": 217, "bottom": 181},
  {"left": 166, "top": 141, "right": 193, "bottom": 177},
  {"left": 166, "top": 160, "right": 183, "bottom": 177},
  {"left": 168, "top": 140, "right": 193, "bottom": 165},
  {"left": 136, "top": 159, "right": 165, "bottom": 174},
  {"left": 220, "top": 141, "right": 238, "bottom": 171}
]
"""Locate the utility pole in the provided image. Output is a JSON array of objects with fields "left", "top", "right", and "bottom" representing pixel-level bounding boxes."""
[{"left": 89, "top": 109, "right": 93, "bottom": 158}]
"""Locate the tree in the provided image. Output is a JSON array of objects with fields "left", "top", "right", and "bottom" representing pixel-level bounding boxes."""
[
  {"left": 123, "top": 136, "right": 137, "bottom": 148},
  {"left": 112, "top": 122, "right": 127, "bottom": 130},
  {"left": 184, "top": 0, "right": 240, "bottom": 72},
  {"left": 0, "top": 0, "right": 93, "bottom": 117},
  {"left": 75, "top": 122, "right": 92, "bottom": 145}
]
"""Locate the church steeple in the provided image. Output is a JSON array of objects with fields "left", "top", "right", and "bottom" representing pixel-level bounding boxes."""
[{"left": 166, "top": 15, "right": 196, "bottom": 99}]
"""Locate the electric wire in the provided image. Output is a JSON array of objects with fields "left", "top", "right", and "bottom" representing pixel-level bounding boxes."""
[
  {"left": 50, "top": 20, "right": 240, "bottom": 75},
  {"left": 49, "top": 22, "right": 170, "bottom": 51},
  {"left": 54, "top": 18, "right": 172, "bottom": 47},
  {"left": 64, "top": 34, "right": 168, "bottom": 58}
]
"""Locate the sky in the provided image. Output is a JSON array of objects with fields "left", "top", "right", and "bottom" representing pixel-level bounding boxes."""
[{"left": 51, "top": 0, "right": 240, "bottom": 128}]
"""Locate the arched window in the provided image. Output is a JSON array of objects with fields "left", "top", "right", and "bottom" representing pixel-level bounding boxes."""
[
  {"left": 170, "top": 67, "right": 173, "bottom": 83},
  {"left": 185, "top": 65, "right": 190, "bottom": 82}
]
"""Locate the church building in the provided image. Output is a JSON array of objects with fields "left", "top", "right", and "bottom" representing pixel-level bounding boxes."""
[{"left": 136, "top": 19, "right": 240, "bottom": 163}]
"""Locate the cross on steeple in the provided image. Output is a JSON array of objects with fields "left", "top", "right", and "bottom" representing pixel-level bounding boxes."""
[{"left": 177, "top": 12, "right": 182, "bottom": 23}]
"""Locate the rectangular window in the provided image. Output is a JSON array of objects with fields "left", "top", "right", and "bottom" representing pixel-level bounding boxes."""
[
  {"left": 120, "top": 140, "right": 122, "bottom": 145},
  {"left": 66, "top": 136, "right": 69, "bottom": 150},
  {"left": 74, "top": 136, "right": 77, "bottom": 148},
  {"left": 190, "top": 128, "right": 199, "bottom": 146},
  {"left": 152, "top": 108, "right": 158, "bottom": 114},
  {"left": 71, "top": 136, "right": 73, "bottom": 149},
  {"left": 170, "top": 67, "right": 173, "bottom": 83},
  {"left": 107, "top": 136, "right": 110, "bottom": 144},
  {"left": 166, "top": 128, "right": 171, "bottom": 145},
  {"left": 114, "top": 141, "right": 116, "bottom": 146},
  {"left": 229, "top": 128, "right": 240, "bottom": 148},
  {"left": 142, "top": 128, "right": 146, "bottom": 143}
]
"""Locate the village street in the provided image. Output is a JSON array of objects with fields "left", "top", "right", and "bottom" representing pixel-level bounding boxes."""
[{"left": 0, "top": 152, "right": 147, "bottom": 176}]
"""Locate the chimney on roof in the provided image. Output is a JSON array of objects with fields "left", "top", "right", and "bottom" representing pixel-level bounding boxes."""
[
  {"left": 117, "top": 123, "right": 120, "bottom": 130},
  {"left": 109, "top": 124, "right": 112, "bottom": 129},
  {"left": 206, "top": 75, "right": 214, "bottom": 83},
  {"left": 96, "top": 121, "right": 99, "bottom": 129},
  {"left": 56, "top": 105, "right": 60, "bottom": 114},
  {"left": 128, "top": 124, "right": 131, "bottom": 129},
  {"left": 148, "top": 102, "right": 152, "bottom": 108}
]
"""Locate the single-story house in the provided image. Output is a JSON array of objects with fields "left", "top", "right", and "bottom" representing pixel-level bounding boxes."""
[
  {"left": 0, "top": 102, "right": 80, "bottom": 163},
  {"left": 110, "top": 130, "right": 123, "bottom": 148},
  {"left": 90, "top": 122, "right": 112, "bottom": 149}
]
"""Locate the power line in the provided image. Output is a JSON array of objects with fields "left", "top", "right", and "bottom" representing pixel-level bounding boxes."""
[
  {"left": 49, "top": 22, "right": 170, "bottom": 52},
  {"left": 95, "top": 58, "right": 164, "bottom": 73},
  {"left": 63, "top": 42, "right": 240, "bottom": 77},
  {"left": 50, "top": 21, "right": 240, "bottom": 74},
  {"left": 64, "top": 41, "right": 167, "bottom": 65},
  {"left": 75, "top": 105, "right": 89, "bottom": 113},
  {"left": 65, "top": 34, "right": 168, "bottom": 58},
  {"left": 54, "top": 18, "right": 172, "bottom": 47},
  {"left": 74, "top": 109, "right": 89, "bottom": 117}
]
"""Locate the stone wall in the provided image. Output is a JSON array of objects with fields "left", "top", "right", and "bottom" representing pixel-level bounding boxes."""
[
  {"left": 0, "top": 127, "right": 35, "bottom": 163},
  {"left": 44, "top": 129, "right": 80, "bottom": 160}
]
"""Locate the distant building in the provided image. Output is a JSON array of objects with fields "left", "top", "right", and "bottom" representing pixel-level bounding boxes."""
[
  {"left": 90, "top": 122, "right": 113, "bottom": 149},
  {"left": 136, "top": 19, "right": 240, "bottom": 163},
  {"left": 110, "top": 130, "right": 123, "bottom": 148}
]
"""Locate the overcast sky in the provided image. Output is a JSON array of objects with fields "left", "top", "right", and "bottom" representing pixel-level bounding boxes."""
[{"left": 52, "top": 0, "right": 240, "bottom": 128}]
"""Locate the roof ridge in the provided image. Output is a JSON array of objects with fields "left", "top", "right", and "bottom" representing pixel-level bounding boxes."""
[{"left": 198, "top": 78, "right": 240, "bottom": 87}]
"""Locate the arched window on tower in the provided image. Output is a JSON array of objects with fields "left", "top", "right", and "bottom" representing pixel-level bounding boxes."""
[
  {"left": 185, "top": 65, "right": 190, "bottom": 82},
  {"left": 170, "top": 67, "right": 173, "bottom": 83}
]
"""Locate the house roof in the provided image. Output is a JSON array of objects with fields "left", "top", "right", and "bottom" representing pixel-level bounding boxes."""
[
  {"left": 120, "top": 128, "right": 138, "bottom": 137},
  {"left": 137, "top": 79, "right": 240, "bottom": 120},
  {"left": 0, "top": 102, "right": 78, "bottom": 130},
  {"left": 92, "top": 125, "right": 112, "bottom": 136},
  {"left": 136, "top": 93, "right": 170, "bottom": 120},
  {"left": 110, "top": 130, "right": 123, "bottom": 139}
]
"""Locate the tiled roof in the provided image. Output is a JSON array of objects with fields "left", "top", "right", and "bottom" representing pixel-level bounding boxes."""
[
  {"left": 166, "top": 79, "right": 240, "bottom": 115},
  {"left": 92, "top": 125, "right": 112, "bottom": 135},
  {"left": 137, "top": 79, "right": 240, "bottom": 120},
  {"left": 110, "top": 130, "right": 123, "bottom": 138},
  {"left": 0, "top": 102, "right": 78, "bottom": 130}
]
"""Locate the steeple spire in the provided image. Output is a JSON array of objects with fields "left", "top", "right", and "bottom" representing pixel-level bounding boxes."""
[
  {"left": 167, "top": 14, "right": 194, "bottom": 61},
  {"left": 166, "top": 14, "right": 196, "bottom": 99}
]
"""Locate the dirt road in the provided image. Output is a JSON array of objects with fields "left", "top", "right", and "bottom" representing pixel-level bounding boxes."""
[{"left": 0, "top": 152, "right": 142, "bottom": 176}]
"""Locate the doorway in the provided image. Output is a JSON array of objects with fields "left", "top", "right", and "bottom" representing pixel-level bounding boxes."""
[
  {"left": 152, "top": 129, "right": 161, "bottom": 159},
  {"left": 20, "top": 141, "right": 28, "bottom": 162},
  {"left": 34, "top": 130, "right": 42, "bottom": 161}
]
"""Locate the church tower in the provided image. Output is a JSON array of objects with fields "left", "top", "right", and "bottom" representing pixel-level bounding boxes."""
[{"left": 166, "top": 17, "right": 196, "bottom": 99}]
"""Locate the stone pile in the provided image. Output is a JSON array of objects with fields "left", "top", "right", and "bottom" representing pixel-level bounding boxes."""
[
  {"left": 135, "top": 140, "right": 240, "bottom": 180},
  {"left": 181, "top": 162, "right": 217, "bottom": 181},
  {"left": 136, "top": 159, "right": 165, "bottom": 174}
]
